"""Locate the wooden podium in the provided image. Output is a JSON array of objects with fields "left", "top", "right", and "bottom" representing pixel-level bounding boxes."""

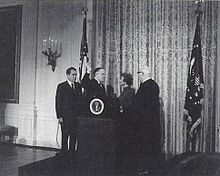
[{"left": 76, "top": 116, "right": 117, "bottom": 175}]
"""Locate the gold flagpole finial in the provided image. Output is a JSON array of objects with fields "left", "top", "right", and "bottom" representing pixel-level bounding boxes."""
[
  {"left": 195, "top": 0, "right": 204, "bottom": 16},
  {"left": 195, "top": 0, "right": 204, "bottom": 4}
]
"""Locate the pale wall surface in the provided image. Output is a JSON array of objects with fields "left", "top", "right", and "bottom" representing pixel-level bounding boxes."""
[
  {"left": 0, "top": 0, "right": 93, "bottom": 148},
  {"left": 0, "top": 0, "right": 219, "bottom": 150}
]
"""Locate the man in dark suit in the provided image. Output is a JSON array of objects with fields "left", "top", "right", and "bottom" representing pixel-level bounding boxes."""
[
  {"left": 134, "top": 65, "right": 161, "bottom": 163},
  {"left": 55, "top": 67, "right": 82, "bottom": 153},
  {"left": 81, "top": 65, "right": 106, "bottom": 114}
]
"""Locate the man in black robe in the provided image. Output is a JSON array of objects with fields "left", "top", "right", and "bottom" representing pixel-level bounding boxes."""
[{"left": 134, "top": 65, "right": 161, "bottom": 164}]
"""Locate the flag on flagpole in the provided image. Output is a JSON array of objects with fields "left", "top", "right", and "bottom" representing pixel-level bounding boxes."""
[
  {"left": 79, "top": 11, "right": 88, "bottom": 82},
  {"left": 184, "top": 13, "right": 204, "bottom": 140}
]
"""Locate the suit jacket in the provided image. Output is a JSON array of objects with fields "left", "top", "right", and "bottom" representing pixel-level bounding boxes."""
[
  {"left": 55, "top": 81, "right": 82, "bottom": 122},
  {"left": 81, "top": 73, "right": 106, "bottom": 101}
]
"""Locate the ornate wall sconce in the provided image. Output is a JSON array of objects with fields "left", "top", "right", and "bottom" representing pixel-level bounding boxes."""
[{"left": 42, "top": 38, "right": 61, "bottom": 72}]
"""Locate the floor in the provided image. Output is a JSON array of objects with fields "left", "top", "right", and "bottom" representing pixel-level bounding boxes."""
[
  {"left": 2, "top": 143, "right": 219, "bottom": 176},
  {"left": 0, "top": 143, "right": 57, "bottom": 176},
  {"left": 0, "top": 142, "right": 164, "bottom": 176}
]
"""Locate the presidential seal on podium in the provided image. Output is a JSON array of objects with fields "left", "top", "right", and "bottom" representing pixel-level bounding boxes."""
[{"left": 89, "top": 98, "right": 105, "bottom": 115}]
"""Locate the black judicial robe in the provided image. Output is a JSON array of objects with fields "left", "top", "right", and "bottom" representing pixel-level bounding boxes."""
[{"left": 134, "top": 78, "right": 161, "bottom": 156}]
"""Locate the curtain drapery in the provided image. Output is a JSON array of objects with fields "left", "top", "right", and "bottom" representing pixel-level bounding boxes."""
[{"left": 92, "top": 0, "right": 218, "bottom": 156}]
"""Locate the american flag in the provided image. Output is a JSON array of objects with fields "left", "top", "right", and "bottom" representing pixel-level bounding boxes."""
[
  {"left": 184, "top": 14, "right": 204, "bottom": 136},
  {"left": 79, "top": 12, "right": 88, "bottom": 82}
]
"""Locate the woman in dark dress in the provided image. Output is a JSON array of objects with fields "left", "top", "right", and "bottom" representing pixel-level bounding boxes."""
[{"left": 117, "top": 72, "right": 135, "bottom": 173}]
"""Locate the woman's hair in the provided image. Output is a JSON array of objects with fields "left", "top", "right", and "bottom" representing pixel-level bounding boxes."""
[{"left": 121, "top": 72, "right": 133, "bottom": 86}]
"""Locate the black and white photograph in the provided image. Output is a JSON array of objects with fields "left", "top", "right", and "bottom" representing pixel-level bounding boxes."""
[{"left": 0, "top": 0, "right": 220, "bottom": 175}]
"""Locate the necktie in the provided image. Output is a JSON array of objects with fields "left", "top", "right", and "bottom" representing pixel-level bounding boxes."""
[{"left": 71, "top": 83, "right": 75, "bottom": 90}]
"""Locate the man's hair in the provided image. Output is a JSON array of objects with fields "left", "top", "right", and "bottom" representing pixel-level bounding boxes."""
[
  {"left": 93, "top": 67, "right": 103, "bottom": 76},
  {"left": 66, "top": 67, "right": 77, "bottom": 75},
  {"left": 121, "top": 72, "right": 133, "bottom": 86}
]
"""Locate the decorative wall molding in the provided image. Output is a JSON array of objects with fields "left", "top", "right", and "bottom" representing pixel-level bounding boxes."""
[
  {"left": 18, "top": 117, "right": 33, "bottom": 145},
  {"left": 36, "top": 118, "right": 60, "bottom": 148}
]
